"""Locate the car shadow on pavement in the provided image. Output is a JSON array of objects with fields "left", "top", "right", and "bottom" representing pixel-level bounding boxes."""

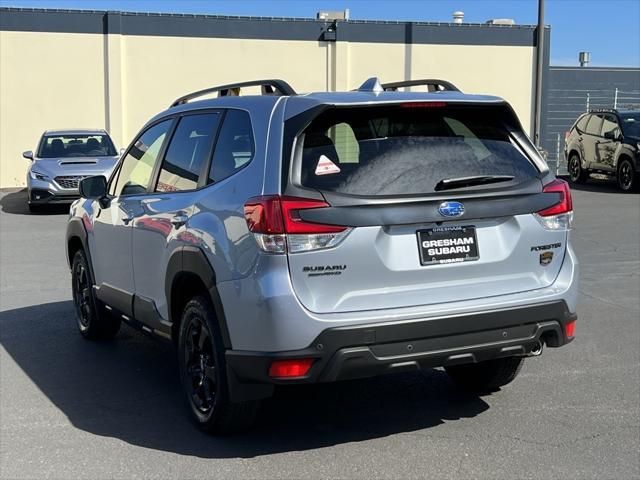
[
  {"left": 0, "top": 301, "right": 490, "bottom": 459},
  {"left": 0, "top": 188, "right": 70, "bottom": 215}
]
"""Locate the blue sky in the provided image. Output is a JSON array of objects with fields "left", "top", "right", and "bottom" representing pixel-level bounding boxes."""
[{"left": 1, "top": 0, "right": 639, "bottom": 67}]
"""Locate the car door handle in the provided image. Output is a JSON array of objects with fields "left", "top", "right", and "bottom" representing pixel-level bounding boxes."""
[{"left": 171, "top": 214, "right": 188, "bottom": 228}]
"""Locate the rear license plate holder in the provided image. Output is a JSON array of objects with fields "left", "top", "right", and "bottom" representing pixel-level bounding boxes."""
[{"left": 417, "top": 226, "right": 479, "bottom": 266}]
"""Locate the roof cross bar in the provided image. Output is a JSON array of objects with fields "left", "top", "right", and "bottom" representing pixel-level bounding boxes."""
[
  {"left": 381, "top": 79, "right": 461, "bottom": 92},
  {"left": 170, "top": 79, "right": 297, "bottom": 107}
]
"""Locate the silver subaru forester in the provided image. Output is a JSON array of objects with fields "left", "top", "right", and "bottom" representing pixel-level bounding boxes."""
[{"left": 66, "top": 78, "right": 579, "bottom": 434}]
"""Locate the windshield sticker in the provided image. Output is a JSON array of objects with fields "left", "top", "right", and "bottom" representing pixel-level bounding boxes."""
[{"left": 315, "top": 155, "right": 341, "bottom": 176}]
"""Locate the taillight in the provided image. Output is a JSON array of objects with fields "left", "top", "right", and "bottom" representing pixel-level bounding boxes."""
[
  {"left": 244, "top": 195, "right": 351, "bottom": 253},
  {"left": 534, "top": 179, "right": 574, "bottom": 230}
]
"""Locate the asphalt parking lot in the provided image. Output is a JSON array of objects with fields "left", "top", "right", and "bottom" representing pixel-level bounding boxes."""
[{"left": 0, "top": 180, "right": 638, "bottom": 480}]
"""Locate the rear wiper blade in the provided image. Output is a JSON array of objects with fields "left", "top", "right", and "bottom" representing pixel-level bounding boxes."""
[{"left": 434, "top": 175, "right": 514, "bottom": 191}]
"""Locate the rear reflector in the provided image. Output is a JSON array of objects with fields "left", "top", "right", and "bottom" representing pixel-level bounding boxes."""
[
  {"left": 268, "top": 358, "right": 314, "bottom": 378},
  {"left": 565, "top": 320, "right": 576, "bottom": 339}
]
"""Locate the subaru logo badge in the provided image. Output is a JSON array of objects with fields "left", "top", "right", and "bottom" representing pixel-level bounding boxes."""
[{"left": 438, "top": 201, "right": 465, "bottom": 218}]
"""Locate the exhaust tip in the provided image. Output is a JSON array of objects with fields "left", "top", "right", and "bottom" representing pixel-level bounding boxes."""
[{"left": 530, "top": 340, "right": 544, "bottom": 356}]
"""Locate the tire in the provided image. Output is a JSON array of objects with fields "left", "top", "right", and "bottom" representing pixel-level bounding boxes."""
[
  {"left": 617, "top": 158, "right": 638, "bottom": 192},
  {"left": 71, "top": 249, "right": 121, "bottom": 340},
  {"left": 177, "top": 294, "right": 260, "bottom": 434},
  {"left": 568, "top": 153, "right": 588, "bottom": 184},
  {"left": 445, "top": 356, "right": 525, "bottom": 393}
]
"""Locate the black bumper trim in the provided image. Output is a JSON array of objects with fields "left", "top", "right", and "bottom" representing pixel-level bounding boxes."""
[
  {"left": 30, "top": 189, "right": 79, "bottom": 204},
  {"left": 225, "top": 300, "right": 576, "bottom": 401}
]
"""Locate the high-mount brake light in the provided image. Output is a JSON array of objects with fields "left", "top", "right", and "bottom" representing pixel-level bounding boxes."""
[
  {"left": 400, "top": 102, "right": 447, "bottom": 108},
  {"left": 534, "top": 179, "right": 574, "bottom": 230},
  {"left": 244, "top": 195, "right": 351, "bottom": 253}
]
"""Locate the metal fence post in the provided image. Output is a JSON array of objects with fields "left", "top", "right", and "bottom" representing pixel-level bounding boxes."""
[
  {"left": 556, "top": 133, "right": 561, "bottom": 175},
  {"left": 614, "top": 87, "right": 618, "bottom": 108},
  {"left": 586, "top": 92, "right": 590, "bottom": 111}
]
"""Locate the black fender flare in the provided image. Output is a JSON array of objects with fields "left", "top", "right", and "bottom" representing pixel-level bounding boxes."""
[
  {"left": 66, "top": 217, "right": 96, "bottom": 283},
  {"left": 164, "top": 245, "right": 232, "bottom": 349}
]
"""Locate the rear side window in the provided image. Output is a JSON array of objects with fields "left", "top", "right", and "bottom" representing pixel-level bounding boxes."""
[
  {"left": 298, "top": 104, "right": 538, "bottom": 196},
  {"left": 156, "top": 113, "right": 220, "bottom": 192},
  {"left": 208, "top": 110, "right": 254, "bottom": 183},
  {"left": 585, "top": 115, "right": 603, "bottom": 136},
  {"left": 600, "top": 114, "right": 620, "bottom": 138}
]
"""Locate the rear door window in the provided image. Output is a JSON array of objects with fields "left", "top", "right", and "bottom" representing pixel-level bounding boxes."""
[
  {"left": 155, "top": 113, "right": 220, "bottom": 192},
  {"left": 585, "top": 114, "right": 603, "bottom": 136},
  {"left": 600, "top": 114, "right": 620, "bottom": 138},
  {"left": 298, "top": 104, "right": 538, "bottom": 196}
]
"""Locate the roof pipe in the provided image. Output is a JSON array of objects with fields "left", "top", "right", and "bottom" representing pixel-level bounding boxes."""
[{"left": 533, "top": 0, "right": 544, "bottom": 147}]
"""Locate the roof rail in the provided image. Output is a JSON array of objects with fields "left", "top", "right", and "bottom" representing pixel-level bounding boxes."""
[
  {"left": 381, "top": 79, "right": 461, "bottom": 92},
  {"left": 170, "top": 79, "right": 296, "bottom": 107}
]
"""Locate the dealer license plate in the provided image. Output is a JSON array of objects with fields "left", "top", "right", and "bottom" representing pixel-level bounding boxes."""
[{"left": 417, "top": 226, "right": 479, "bottom": 266}]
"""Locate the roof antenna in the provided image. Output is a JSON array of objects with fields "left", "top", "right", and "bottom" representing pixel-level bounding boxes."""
[{"left": 357, "top": 77, "right": 384, "bottom": 94}]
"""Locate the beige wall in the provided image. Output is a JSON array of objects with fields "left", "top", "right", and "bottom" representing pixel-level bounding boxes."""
[{"left": 0, "top": 30, "right": 536, "bottom": 188}]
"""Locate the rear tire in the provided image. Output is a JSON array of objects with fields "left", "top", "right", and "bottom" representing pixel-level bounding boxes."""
[
  {"left": 71, "top": 249, "right": 121, "bottom": 340},
  {"left": 445, "top": 356, "right": 525, "bottom": 393},
  {"left": 568, "top": 153, "right": 588, "bottom": 184},
  {"left": 617, "top": 158, "right": 638, "bottom": 192},
  {"left": 177, "top": 294, "right": 260, "bottom": 434}
]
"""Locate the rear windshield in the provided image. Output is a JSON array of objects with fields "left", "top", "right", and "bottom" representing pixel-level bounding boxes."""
[
  {"left": 38, "top": 134, "right": 117, "bottom": 158},
  {"left": 299, "top": 104, "right": 538, "bottom": 196}
]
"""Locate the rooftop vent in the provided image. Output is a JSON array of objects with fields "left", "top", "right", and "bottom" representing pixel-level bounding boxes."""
[
  {"left": 317, "top": 9, "right": 349, "bottom": 21},
  {"left": 485, "top": 18, "right": 516, "bottom": 25},
  {"left": 452, "top": 11, "right": 464, "bottom": 24},
  {"left": 579, "top": 51, "right": 590, "bottom": 67}
]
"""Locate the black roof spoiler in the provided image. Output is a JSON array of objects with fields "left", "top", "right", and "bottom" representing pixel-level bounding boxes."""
[
  {"left": 381, "top": 79, "right": 460, "bottom": 92},
  {"left": 170, "top": 79, "right": 297, "bottom": 107}
]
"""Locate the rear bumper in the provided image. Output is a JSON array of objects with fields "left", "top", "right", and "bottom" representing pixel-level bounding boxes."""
[{"left": 225, "top": 300, "right": 575, "bottom": 401}]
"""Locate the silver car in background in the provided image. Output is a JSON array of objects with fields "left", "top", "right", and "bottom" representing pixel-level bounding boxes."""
[{"left": 23, "top": 129, "right": 119, "bottom": 212}]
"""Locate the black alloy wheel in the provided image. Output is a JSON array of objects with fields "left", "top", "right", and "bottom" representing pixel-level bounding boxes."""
[
  {"left": 71, "top": 249, "right": 120, "bottom": 340},
  {"left": 568, "top": 154, "right": 587, "bottom": 184},
  {"left": 617, "top": 159, "right": 636, "bottom": 192},
  {"left": 177, "top": 295, "right": 260, "bottom": 434},
  {"left": 73, "top": 258, "right": 92, "bottom": 329},
  {"left": 182, "top": 314, "right": 218, "bottom": 415}
]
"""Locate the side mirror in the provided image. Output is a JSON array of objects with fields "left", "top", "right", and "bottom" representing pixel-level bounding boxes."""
[
  {"left": 79, "top": 175, "right": 108, "bottom": 200},
  {"left": 603, "top": 131, "right": 618, "bottom": 141},
  {"left": 22, "top": 150, "right": 34, "bottom": 161}
]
